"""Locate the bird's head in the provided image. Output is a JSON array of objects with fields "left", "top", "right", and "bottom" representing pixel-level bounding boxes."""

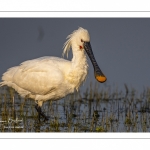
[{"left": 63, "top": 27, "right": 107, "bottom": 83}]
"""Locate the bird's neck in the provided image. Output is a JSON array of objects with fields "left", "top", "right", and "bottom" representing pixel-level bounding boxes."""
[
  {"left": 66, "top": 46, "right": 88, "bottom": 91},
  {"left": 71, "top": 47, "right": 88, "bottom": 70}
]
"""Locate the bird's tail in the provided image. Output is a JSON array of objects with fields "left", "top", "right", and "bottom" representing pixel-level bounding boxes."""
[
  {"left": 0, "top": 81, "right": 5, "bottom": 87},
  {"left": 0, "top": 66, "right": 19, "bottom": 88}
]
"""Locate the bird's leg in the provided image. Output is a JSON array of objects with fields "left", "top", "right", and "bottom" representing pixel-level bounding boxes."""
[
  {"left": 35, "top": 104, "right": 49, "bottom": 122},
  {"left": 39, "top": 108, "right": 49, "bottom": 122},
  {"left": 35, "top": 104, "right": 41, "bottom": 121}
]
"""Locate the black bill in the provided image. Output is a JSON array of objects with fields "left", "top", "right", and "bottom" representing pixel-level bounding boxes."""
[{"left": 84, "top": 42, "right": 107, "bottom": 83}]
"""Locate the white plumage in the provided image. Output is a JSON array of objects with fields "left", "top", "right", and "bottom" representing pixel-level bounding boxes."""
[{"left": 0, "top": 27, "right": 106, "bottom": 120}]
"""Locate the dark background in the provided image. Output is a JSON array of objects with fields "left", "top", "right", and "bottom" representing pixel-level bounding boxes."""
[{"left": 0, "top": 18, "right": 150, "bottom": 92}]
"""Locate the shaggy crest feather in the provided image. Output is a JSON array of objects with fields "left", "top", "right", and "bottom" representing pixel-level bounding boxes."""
[{"left": 62, "top": 27, "right": 89, "bottom": 58}]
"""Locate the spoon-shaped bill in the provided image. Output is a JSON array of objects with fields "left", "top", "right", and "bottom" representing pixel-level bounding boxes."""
[{"left": 84, "top": 42, "right": 107, "bottom": 83}]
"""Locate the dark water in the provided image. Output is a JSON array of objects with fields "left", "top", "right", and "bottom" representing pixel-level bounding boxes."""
[{"left": 0, "top": 84, "right": 150, "bottom": 132}]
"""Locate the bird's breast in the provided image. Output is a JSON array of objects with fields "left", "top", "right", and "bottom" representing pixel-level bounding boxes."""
[{"left": 65, "top": 66, "right": 88, "bottom": 91}]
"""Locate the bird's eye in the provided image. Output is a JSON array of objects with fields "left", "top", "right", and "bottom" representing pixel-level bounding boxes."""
[{"left": 81, "top": 39, "right": 84, "bottom": 42}]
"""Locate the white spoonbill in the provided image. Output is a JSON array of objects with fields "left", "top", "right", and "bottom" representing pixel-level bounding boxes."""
[{"left": 0, "top": 27, "right": 107, "bottom": 121}]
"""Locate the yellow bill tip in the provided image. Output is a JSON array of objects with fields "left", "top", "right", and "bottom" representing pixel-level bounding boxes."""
[{"left": 96, "top": 75, "right": 107, "bottom": 83}]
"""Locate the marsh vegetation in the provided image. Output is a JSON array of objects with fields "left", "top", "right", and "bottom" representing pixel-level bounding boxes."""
[{"left": 0, "top": 82, "right": 150, "bottom": 132}]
